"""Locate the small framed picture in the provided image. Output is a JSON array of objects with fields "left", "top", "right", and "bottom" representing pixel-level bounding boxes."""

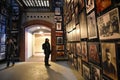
[
  {"left": 56, "top": 36, "right": 63, "bottom": 44},
  {"left": 55, "top": 7, "right": 61, "bottom": 15},
  {"left": 78, "top": 0, "right": 85, "bottom": 12},
  {"left": 56, "top": 45, "right": 64, "bottom": 50},
  {"left": 85, "top": 0, "right": 95, "bottom": 13},
  {"left": 78, "top": 56, "right": 82, "bottom": 74},
  {"left": 56, "top": 22, "right": 62, "bottom": 30},
  {"left": 54, "top": 15, "right": 62, "bottom": 22},
  {"left": 76, "top": 42, "right": 81, "bottom": 56}
]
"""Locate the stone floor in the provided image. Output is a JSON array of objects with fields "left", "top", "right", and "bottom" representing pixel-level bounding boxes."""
[{"left": 0, "top": 57, "right": 84, "bottom": 80}]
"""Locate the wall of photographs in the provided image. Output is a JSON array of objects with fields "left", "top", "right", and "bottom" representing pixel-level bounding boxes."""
[
  {"left": 54, "top": 0, "right": 68, "bottom": 60},
  {"left": 64, "top": 0, "right": 120, "bottom": 80}
]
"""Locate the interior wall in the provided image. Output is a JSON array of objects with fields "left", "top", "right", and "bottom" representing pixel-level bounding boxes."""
[{"left": 33, "top": 34, "right": 51, "bottom": 56}]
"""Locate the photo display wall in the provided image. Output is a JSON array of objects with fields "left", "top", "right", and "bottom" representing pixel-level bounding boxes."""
[{"left": 64, "top": 0, "right": 120, "bottom": 80}]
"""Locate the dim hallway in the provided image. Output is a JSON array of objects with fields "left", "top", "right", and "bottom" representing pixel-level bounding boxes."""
[{"left": 0, "top": 60, "right": 84, "bottom": 80}]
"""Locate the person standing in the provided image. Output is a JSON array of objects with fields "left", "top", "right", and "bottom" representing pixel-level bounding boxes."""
[
  {"left": 42, "top": 38, "right": 51, "bottom": 66},
  {"left": 6, "top": 37, "right": 16, "bottom": 67}
]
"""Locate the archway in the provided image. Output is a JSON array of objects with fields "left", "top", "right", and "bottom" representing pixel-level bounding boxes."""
[{"left": 19, "top": 20, "right": 56, "bottom": 61}]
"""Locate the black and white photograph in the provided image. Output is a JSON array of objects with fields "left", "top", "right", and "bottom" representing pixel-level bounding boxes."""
[
  {"left": 87, "top": 11, "right": 97, "bottom": 39},
  {"left": 56, "top": 22, "right": 62, "bottom": 30},
  {"left": 97, "top": 8, "right": 120, "bottom": 40},
  {"left": 55, "top": 7, "right": 61, "bottom": 15},
  {"left": 56, "top": 36, "right": 63, "bottom": 44},
  {"left": 85, "top": 0, "right": 95, "bottom": 13},
  {"left": 101, "top": 43, "right": 118, "bottom": 80},
  {"left": 76, "top": 42, "right": 81, "bottom": 56},
  {"left": 83, "top": 64, "right": 90, "bottom": 80}
]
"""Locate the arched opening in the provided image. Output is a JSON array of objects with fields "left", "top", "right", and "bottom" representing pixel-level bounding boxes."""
[{"left": 19, "top": 20, "right": 56, "bottom": 61}]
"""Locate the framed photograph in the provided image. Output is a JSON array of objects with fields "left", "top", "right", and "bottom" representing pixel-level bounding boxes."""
[
  {"left": 78, "top": 0, "right": 85, "bottom": 12},
  {"left": 96, "top": 0, "right": 111, "bottom": 14},
  {"left": 97, "top": 8, "right": 120, "bottom": 40},
  {"left": 87, "top": 11, "right": 97, "bottom": 39},
  {"left": 56, "top": 31, "right": 63, "bottom": 36},
  {"left": 55, "top": 7, "right": 61, "bottom": 15},
  {"left": 79, "top": 10, "right": 88, "bottom": 39},
  {"left": 75, "top": 5, "right": 79, "bottom": 25},
  {"left": 74, "top": 0, "right": 78, "bottom": 7},
  {"left": 54, "top": 15, "right": 62, "bottom": 22},
  {"left": 88, "top": 42, "right": 100, "bottom": 65},
  {"left": 76, "top": 42, "right": 81, "bottom": 56},
  {"left": 56, "top": 51, "right": 65, "bottom": 57},
  {"left": 0, "top": 52, "right": 5, "bottom": 60},
  {"left": 81, "top": 41, "right": 88, "bottom": 62},
  {"left": 82, "top": 64, "right": 90, "bottom": 80},
  {"left": 101, "top": 43, "right": 118, "bottom": 80},
  {"left": 76, "top": 24, "right": 81, "bottom": 41},
  {"left": 56, "top": 45, "right": 64, "bottom": 50},
  {"left": 85, "top": 0, "right": 95, "bottom": 13},
  {"left": 56, "top": 22, "right": 62, "bottom": 30},
  {"left": 1, "top": 24, "right": 6, "bottom": 33},
  {"left": 91, "top": 65, "right": 101, "bottom": 80},
  {"left": 78, "top": 56, "right": 82, "bottom": 74},
  {"left": 56, "top": 36, "right": 63, "bottom": 44}
]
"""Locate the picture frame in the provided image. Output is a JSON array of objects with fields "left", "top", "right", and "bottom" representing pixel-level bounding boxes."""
[
  {"left": 79, "top": 9, "right": 88, "bottom": 39},
  {"left": 76, "top": 24, "right": 81, "bottom": 41},
  {"left": 96, "top": 0, "right": 111, "bottom": 14},
  {"left": 78, "top": 0, "right": 85, "bottom": 12},
  {"left": 0, "top": 34, "right": 6, "bottom": 44},
  {"left": 101, "top": 43, "right": 118, "bottom": 80},
  {"left": 87, "top": 11, "right": 97, "bottom": 39},
  {"left": 90, "top": 65, "right": 101, "bottom": 80},
  {"left": 81, "top": 41, "right": 88, "bottom": 62},
  {"left": 0, "top": 45, "right": 5, "bottom": 52},
  {"left": 56, "top": 51, "right": 65, "bottom": 57},
  {"left": 82, "top": 63, "right": 90, "bottom": 80},
  {"left": 76, "top": 42, "right": 81, "bottom": 56},
  {"left": 56, "top": 36, "right": 63, "bottom": 44},
  {"left": 97, "top": 8, "right": 120, "bottom": 40},
  {"left": 77, "top": 56, "right": 82, "bottom": 75},
  {"left": 56, "top": 45, "right": 64, "bottom": 51},
  {"left": 54, "top": 15, "right": 62, "bottom": 22},
  {"left": 88, "top": 42, "right": 100, "bottom": 65},
  {"left": 0, "top": 52, "right": 5, "bottom": 60},
  {"left": 56, "top": 22, "right": 62, "bottom": 31},
  {"left": 55, "top": 7, "right": 61, "bottom": 15},
  {"left": 56, "top": 31, "right": 63, "bottom": 36},
  {"left": 85, "top": 0, "right": 95, "bottom": 13}
]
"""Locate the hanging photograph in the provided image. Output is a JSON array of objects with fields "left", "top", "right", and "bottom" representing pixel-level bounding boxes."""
[
  {"left": 82, "top": 64, "right": 90, "bottom": 80},
  {"left": 56, "top": 36, "right": 63, "bottom": 44},
  {"left": 79, "top": 10, "right": 87, "bottom": 39},
  {"left": 97, "top": 8, "right": 120, "bottom": 40},
  {"left": 78, "top": 0, "right": 84, "bottom": 12},
  {"left": 96, "top": 0, "right": 111, "bottom": 13},
  {"left": 76, "top": 42, "right": 81, "bottom": 56},
  {"left": 85, "top": 0, "right": 95, "bottom": 13},
  {"left": 55, "top": 7, "right": 61, "bottom": 15},
  {"left": 56, "top": 22, "right": 62, "bottom": 30},
  {"left": 78, "top": 56, "right": 82, "bottom": 74},
  {"left": 76, "top": 24, "right": 81, "bottom": 41},
  {"left": 56, "top": 51, "right": 65, "bottom": 57},
  {"left": 54, "top": 15, "right": 62, "bottom": 22},
  {"left": 74, "top": 0, "right": 78, "bottom": 7},
  {"left": 87, "top": 11, "right": 97, "bottom": 39},
  {"left": 81, "top": 41, "right": 88, "bottom": 62},
  {"left": 101, "top": 43, "right": 118, "bottom": 80},
  {"left": 91, "top": 65, "right": 101, "bottom": 80},
  {"left": 75, "top": 5, "right": 79, "bottom": 25},
  {"left": 56, "top": 45, "right": 64, "bottom": 51},
  {"left": 88, "top": 42, "right": 100, "bottom": 65}
]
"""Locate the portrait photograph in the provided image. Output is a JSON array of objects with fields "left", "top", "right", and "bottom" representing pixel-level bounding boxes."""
[
  {"left": 55, "top": 7, "right": 61, "bottom": 15},
  {"left": 76, "top": 42, "right": 81, "bottom": 56},
  {"left": 54, "top": 15, "right": 62, "bottom": 22},
  {"left": 88, "top": 42, "right": 100, "bottom": 65},
  {"left": 91, "top": 66, "right": 101, "bottom": 80},
  {"left": 96, "top": 0, "right": 111, "bottom": 13},
  {"left": 77, "top": 56, "right": 82, "bottom": 74},
  {"left": 87, "top": 11, "right": 97, "bottom": 39},
  {"left": 56, "top": 36, "right": 63, "bottom": 44},
  {"left": 79, "top": 10, "right": 88, "bottom": 39},
  {"left": 56, "top": 45, "right": 64, "bottom": 51},
  {"left": 101, "top": 43, "right": 118, "bottom": 80},
  {"left": 83, "top": 64, "right": 90, "bottom": 80},
  {"left": 78, "top": 0, "right": 84, "bottom": 12},
  {"left": 85, "top": 0, "right": 95, "bottom": 13},
  {"left": 56, "top": 22, "right": 62, "bottom": 30},
  {"left": 81, "top": 41, "right": 88, "bottom": 62},
  {"left": 97, "top": 8, "right": 120, "bottom": 40}
]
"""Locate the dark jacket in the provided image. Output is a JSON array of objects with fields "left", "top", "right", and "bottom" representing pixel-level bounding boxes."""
[{"left": 42, "top": 42, "right": 51, "bottom": 54}]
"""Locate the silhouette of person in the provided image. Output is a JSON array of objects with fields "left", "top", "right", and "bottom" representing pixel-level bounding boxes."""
[{"left": 42, "top": 38, "right": 51, "bottom": 66}]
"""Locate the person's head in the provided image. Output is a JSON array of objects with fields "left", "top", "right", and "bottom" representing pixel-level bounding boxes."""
[
  {"left": 105, "top": 48, "right": 111, "bottom": 62},
  {"left": 45, "top": 38, "right": 49, "bottom": 42}
]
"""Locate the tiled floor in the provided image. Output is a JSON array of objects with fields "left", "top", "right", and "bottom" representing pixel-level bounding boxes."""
[{"left": 0, "top": 57, "right": 84, "bottom": 80}]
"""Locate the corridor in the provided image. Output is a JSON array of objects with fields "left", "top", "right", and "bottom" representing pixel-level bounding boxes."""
[{"left": 0, "top": 57, "right": 84, "bottom": 80}]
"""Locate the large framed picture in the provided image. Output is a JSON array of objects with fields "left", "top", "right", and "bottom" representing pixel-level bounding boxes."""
[
  {"left": 97, "top": 8, "right": 120, "bottom": 40},
  {"left": 79, "top": 10, "right": 87, "bottom": 39},
  {"left": 88, "top": 42, "right": 100, "bottom": 65},
  {"left": 85, "top": 0, "right": 95, "bottom": 13},
  {"left": 96, "top": 0, "right": 111, "bottom": 14},
  {"left": 101, "top": 43, "right": 118, "bottom": 80},
  {"left": 81, "top": 41, "right": 88, "bottom": 62},
  {"left": 56, "top": 36, "right": 63, "bottom": 44},
  {"left": 87, "top": 11, "right": 97, "bottom": 39},
  {"left": 82, "top": 64, "right": 90, "bottom": 80}
]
